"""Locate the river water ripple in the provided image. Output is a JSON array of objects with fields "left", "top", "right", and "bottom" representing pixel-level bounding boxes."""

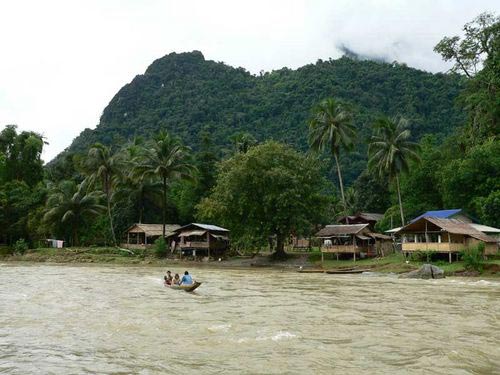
[{"left": 0, "top": 264, "right": 499, "bottom": 374}]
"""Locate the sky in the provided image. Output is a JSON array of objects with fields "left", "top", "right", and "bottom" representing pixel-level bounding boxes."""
[{"left": 0, "top": 0, "right": 498, "bottom": 162}]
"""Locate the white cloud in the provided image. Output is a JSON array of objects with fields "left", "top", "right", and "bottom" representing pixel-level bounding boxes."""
[{"left": 0, "top": 0, "right": 498, "bottom": 162}]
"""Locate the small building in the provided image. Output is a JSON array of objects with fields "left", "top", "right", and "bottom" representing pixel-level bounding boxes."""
[
  {"left": 469, "top": 223, "right": 500, "bottom": 243},
  {"left": 170, "top": 223, "right": 230, "bottom": 258},
  {"left": 123, "top": 223, "right": 181, "bottom": 249},
  {"left": 398, "top": 217, "right": 498, "bottom": 261},
  {"left": 315, "top": 224, "right": 392, "bottom": 261},
  {"left": 338, "top": 212, "right": 384, "bottom": 230}
]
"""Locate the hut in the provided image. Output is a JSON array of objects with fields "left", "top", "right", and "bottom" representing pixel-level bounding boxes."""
[
  {"left": 338, "top": 212, "right": 384, "bottom": 230},
  {"left": 170, "top": 223, "right": 230, "bottom": 258},
  {"left": 397, "top": 217, "right": 498, "bottom": 262},
  {"left": 315, "top": 224, "right": 392, "bottom": 261},
  {"left": 123, "top": 223, "right": 180, "bottom": 249}
]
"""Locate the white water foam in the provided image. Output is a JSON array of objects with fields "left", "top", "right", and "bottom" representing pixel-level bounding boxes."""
[{"left": 208, "top": 324, "right": 232, "bottom": 333}]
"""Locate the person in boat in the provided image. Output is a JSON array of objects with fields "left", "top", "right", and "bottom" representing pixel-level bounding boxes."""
[
  {"left": 164, "top": 271, "right": 173, "bottom": 286},
  {"left": 180, "top": 271, "right": 193, "bottom": 285},
  {"left": 172, "top": 273, "right": 181, "bottom": 285}
]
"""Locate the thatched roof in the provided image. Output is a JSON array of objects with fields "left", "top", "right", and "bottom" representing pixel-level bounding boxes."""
[
  {"left": 315, "top": 224, "right": 368, "bottom": 237},
  {"left": 367, "top": 232, "right": 392, "bottom": 240},
  {"left": 398, "top": 217, "right": 496, "bottom": 243},
  {"left": 338, "top": 212, "right": 384, "bottom": 224},
  {"left": 125, "top": 223, "right": 181, "bottom": 237}
]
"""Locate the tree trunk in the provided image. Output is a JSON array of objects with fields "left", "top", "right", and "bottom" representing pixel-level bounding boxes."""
[
  {"left": 273, "top": 234, "right": 287, "bottom": 260},
  {"left": 72, "top": 225, "right": 79, "bottom": 247},
  {"left": 139, "top": 189, "right": 144, "bottom": 224},
  {"left": 162, "top": 176, "right": 167, "bottom": 238},
  {"left": 333, "top": 152, "right": 348, "bottom": 222},
  {"left": 105, "top": 174, "right": 117, "bottom": 246},
  {"left": 396, "top": 175, "right": 405, "bottom": 226}
]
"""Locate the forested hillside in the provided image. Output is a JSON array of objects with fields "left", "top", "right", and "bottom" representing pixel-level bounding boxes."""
[{"left": 60, "top": 51, "right": 465, "bottom": 182}]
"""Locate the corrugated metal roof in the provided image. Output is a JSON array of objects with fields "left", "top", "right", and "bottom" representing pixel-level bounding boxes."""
[
  {"left": 470, "top": 224, "right": 500, "bottom": 233},
  {"left": 410, "top": 209, "right": 463, "bottom": 223},
  {"left": 176, "top": 223, "right": 230, "bottom": 232},
  {"left": 315, "top": 224, "right": 368, "bottom": 237}
]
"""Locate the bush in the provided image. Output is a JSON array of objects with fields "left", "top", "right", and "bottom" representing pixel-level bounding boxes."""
[
  {"left": 461, "top": 243, "right": 485, "bottom": 272},
  {"left": 154, "top": 237, "right": 167, "bottom": 258},
  {"left": 13, "top": 239, "right": 29, "bottom": 255}
]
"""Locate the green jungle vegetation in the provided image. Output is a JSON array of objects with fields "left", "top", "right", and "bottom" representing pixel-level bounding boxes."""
[{"left": 1, "top": 13, "right": 498, "bottom": 261}]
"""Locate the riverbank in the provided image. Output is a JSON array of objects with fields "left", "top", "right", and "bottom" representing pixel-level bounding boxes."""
[{"left": 1, "top": 246, "right": 499, "bottom": 277}]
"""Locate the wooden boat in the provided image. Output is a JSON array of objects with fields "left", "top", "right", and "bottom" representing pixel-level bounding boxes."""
[
  {"left": 297, "top": 269, "right": 325, "bottom": 273},
  {"left": 169, "top": 281, "right": 202, "bottom": 292},
  {"left": 325, "top": 269, "right": 370, "bottom": 274}
]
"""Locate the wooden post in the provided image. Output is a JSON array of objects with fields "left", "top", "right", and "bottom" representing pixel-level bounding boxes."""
[
  {"left": 336, "top": 252, "right": 339, "bottom": 261},
  {"left": 321, "top": 250, "right": 324, "bottom": 265},
  {"left": 353, "top": 235, "right": 356, "bottom": 262},
  {"left": 127, "top": 232, "right": 130, "bottom": 246},
  {"left": 145, "top": 234, "right": 147, "bottom": 246},
  {"left": 449, "top": 251, "right": 452, "bottom": 263},
  {"left": 207, "top": 231, "right": 211, "bottom": 259}
]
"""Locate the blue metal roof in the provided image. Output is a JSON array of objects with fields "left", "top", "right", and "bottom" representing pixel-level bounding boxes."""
[{"left": 410, "top": 209, "right": 463, "bottom": 223}]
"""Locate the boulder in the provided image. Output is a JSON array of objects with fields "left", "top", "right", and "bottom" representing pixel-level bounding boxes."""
[{"left": 400, "top": 264, "right": 445, "bottom": 279}]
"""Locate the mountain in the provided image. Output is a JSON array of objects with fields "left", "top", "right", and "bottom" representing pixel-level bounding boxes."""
[{"left": 57, "top": 51, "right": 465, "bottom": 182}]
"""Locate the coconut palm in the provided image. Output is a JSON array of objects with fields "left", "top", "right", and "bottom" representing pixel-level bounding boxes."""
[
  {"left": 368, "top": 116, "right": 420, "bottom": 226},
  {"left": 134, "top": 131, "right": 196, "bottom": 237},
  {"left": 44, "top": 180, "right": 105, "bottom": 246},
  {"left": 86, "top": 143, "right": 123, "bottom": 245},
  {"left": 308, "top": 98, "right": 356, "bottom": 213}
]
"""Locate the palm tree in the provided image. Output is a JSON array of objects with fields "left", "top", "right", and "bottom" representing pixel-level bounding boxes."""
[
  {"left": 135, "top": 131, "right": 196, "bottom": 237},
  {"left": 368, "top": 116, "right": 420, "bottom": 226},
  {"left": 44, "top": 180, "right": 105, "bottom": 246},
  {"left": 308, "top": 98, "right": 356, "bottom": 213},
  {"left": 230, "top": 132, "right": 257, "bottom": 153},
  {"left": 86, "top": 143, "right": 123, "bottom": 245}
]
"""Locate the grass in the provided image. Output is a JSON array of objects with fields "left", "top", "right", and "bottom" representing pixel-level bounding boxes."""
[{"left": 308, "top": 251, "right": 500, "bottom": 276}]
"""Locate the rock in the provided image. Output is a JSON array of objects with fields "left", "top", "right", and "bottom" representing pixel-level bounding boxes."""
[{"left": 399, "top": 264, "right": 445, "bottom": 279}]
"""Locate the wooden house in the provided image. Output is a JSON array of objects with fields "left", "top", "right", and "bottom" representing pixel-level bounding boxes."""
[
  {"left": 397, "top": 217, "right": 498, "bottom": 261},
  {"left": 169, "top": 223, "right": 230, "bottom": 258},
  {"left": 123, "top": 223, "right": 180, "bottom": 249},
  {"left": 338, "top": 212, "right": 384, "bottom": 230},
  {"left": 315, "top": 224, "right": 392, "bottom": 261}
]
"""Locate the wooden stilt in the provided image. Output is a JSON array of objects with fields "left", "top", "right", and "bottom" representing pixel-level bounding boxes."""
[{"left": 449, "top": 251, "right": 452, "bottom": 263}]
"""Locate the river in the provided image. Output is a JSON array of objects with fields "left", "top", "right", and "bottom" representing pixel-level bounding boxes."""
[{"left": 0, "top": 264, "right": 499, "bottom": 374}]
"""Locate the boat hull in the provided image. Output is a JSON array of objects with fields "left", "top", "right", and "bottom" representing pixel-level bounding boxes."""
[{"left": 169, "top": 281, "right": 202, "bottom": 292}]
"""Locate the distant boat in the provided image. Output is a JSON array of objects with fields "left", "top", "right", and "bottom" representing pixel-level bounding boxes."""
[
  {"left": 169, "top": 281, "right": 202, "bottom": 292},
  {"left": 297, "top": 269, "right": 325, "bottom": 273},
  {"left": 325, "top": 269, "right": 370, "bottom": 274}
]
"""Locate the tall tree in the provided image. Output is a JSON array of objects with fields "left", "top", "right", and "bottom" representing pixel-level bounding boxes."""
[
  {"left": 308, "top": 98, "right": 356, "bottom": 214},
  {"left": 0, "top": 125, "right": 46, "bottom": 186},
  {"left": 86, "top": 143, "right": 123, "bottom": 245},
  {"left": 44, "top": 180, "right": 105, "bottom": 246},
  {"left": 368, "top": 116, "right": 420, "bottom": 226},
  {"left": 197, "top": 141, "right": 331, "bottom": 258},
  {"left": 135, "top": 131, "right": 196, "bottom": 237},
  {"left": 434, "top": 12, "right": 499, "bottom": 144}
]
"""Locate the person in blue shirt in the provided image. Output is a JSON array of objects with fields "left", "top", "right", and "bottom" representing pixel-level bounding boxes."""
[{"left": 180, "top": 271, "right": 193, "bottom": 285}]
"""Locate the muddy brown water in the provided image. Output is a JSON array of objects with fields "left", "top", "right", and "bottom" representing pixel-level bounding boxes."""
[{"left": 0, "top": 264, "right": 499, "bottom": 374}]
